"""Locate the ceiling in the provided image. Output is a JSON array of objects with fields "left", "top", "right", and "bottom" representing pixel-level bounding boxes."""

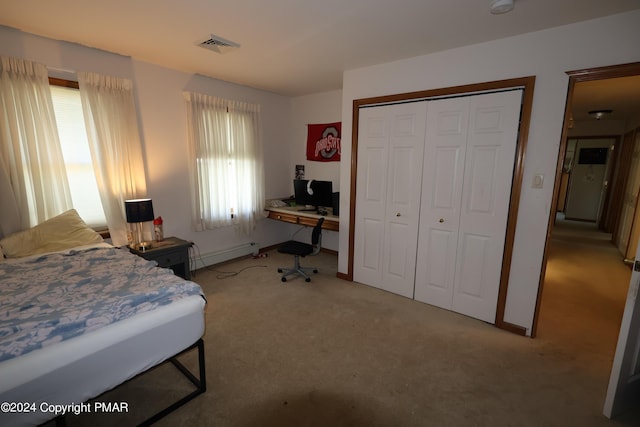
[
  {"left": 2, "top": 1, "right": 640, "bottom": 129},
  {"left": 1, "top": 0, "right": 639, "bottom": 98},
  {"left": 572, "top": 76, "right": 640, "bottom": 124}
]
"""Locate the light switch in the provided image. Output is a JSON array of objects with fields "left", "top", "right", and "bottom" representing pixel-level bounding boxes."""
[{"left": 532, "top": 174, "right": 544, "bottom": 189}]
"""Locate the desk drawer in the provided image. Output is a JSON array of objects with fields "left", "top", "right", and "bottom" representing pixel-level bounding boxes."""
[
  {"left": 298, "top": 216, "right": 321, "bottom": 228},
  {"left": 269, "top": 211, "right": 298, "bottom": 224},
  {"left": 299, "top": 216, "right": 339, "bottom": 231}
]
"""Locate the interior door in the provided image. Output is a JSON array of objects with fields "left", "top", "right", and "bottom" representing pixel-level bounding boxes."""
[
  {"left": 415, "top": 90, "right": 522, "bottom": 323},
  {"left": 564, "top": 139, "right": 611, "bottom": 222},
  {"left": 354, "top": 102, "right": 426, "bottom": 298},
  {"left": 452, "top": 90, "right": 522, "bottom": 323},
  {"left": 604, "top": 241, "right": 640, "bottom": 418},
  {"left": 414, "top": 97, "right": 469, "bottom": 308}
]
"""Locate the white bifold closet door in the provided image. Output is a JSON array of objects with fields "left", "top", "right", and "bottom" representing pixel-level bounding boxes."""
[
  {"left": 414, "top": 90, "right": 522, "bottom": 323},
  {"left": 354, "top": 89, "right": 522, "bottom": 324},
  {"left": 354, "top": 102, "right": 427, "bottom": 298}
]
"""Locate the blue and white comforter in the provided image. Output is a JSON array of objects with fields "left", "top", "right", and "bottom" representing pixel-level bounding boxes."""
[{"left": 0, "top": 246, "right": 204, "bottom": 362}]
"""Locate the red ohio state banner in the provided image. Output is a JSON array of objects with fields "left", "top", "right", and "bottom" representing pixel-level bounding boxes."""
[{"left": 307, "top": 122, "right": 341, "bottom": 162}]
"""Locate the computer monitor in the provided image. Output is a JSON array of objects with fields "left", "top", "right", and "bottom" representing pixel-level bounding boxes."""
[
  {"left": 311, "top": 180, "right": 333, "bottom": 208},
  {"left": 293, "top": 179, "right": 333, "bottom": 211},
  {"left": 294, "top": 179, "right": 314, "bottom": 206}
]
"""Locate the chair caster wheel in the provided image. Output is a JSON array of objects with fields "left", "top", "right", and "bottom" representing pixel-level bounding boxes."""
[
  {"left": 313, "top": 269, "right": 318, "bottom": 273},
  {"left": 281, "top": 277, "right": 287, "bottom": 282},
  {"left": 305, "top": 278, "right": 311, "bottom": 282},
  {"left": 277, "top": 268, "right": 283, "bottom": 273}
]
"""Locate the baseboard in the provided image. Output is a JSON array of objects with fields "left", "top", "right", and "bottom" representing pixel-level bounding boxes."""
[
  {"left": 496, "top": 320, "right": 528, "bottom": 336},
  {"left": 336, "top": 272, "right": 351, "bottom": 281},
  {"left": 191, "top": 243, "right": 257, "bottom": 269}
]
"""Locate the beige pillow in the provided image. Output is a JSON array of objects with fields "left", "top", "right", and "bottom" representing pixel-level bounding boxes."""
[{"left": 0, "top": 209, "right": 103, "bottom": 258}]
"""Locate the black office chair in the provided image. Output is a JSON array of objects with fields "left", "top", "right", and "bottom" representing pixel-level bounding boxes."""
[{"left": 277, "top": 217, "right": 324, "bottom": 282}]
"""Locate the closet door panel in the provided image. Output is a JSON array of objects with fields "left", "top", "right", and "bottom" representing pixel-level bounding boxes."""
[
  {"left": 466, "top": 146, "right": 500, "bottom": 214},
  {"left": 415, "top": 98, "right": 468, "bottom": 307},
  {"left": 385, "top": 221, "right": 413, "bottom": 278},
  {"left": 361, "top": 218, "right": 383, "bottom": 271},
  {"left": 354, "top": 102, "right": 426, "bottom": 297},
  {"left": 415, "top": 227, "right": 458, "bottom": 308},
  {"left": 453, "top": 90, "right": 522, "bottom": 323},
  {"left": 452, "top": 232, "right": 493, "bottom": 319},
  {"left": 354, "top": 107, "right": 390, "bottom": 287},
  {"left": 382, "top": 104, "right": 427, "bottom": 298}
]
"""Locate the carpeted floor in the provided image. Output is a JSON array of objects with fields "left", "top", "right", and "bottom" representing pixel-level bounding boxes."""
[{"left": 49, "top": 218, "right": 640, "bottom": 427}]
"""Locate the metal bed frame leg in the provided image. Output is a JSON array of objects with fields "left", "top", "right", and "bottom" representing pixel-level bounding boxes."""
[
  {"left": 54, "top": 339, "right": 206, "bottom": 427},
  {"left": 138, "top": 338, "right": 206, "bottom": 426}
]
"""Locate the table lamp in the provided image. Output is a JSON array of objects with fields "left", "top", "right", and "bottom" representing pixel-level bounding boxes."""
[{"left": 125, "top": 198, "right": 154, "bottom": 251}]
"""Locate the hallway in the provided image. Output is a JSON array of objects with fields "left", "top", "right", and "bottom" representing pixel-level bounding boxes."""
[
  {"left": 537, "top": 215, "right": 632, "bottom": 417},
  {"left": 538, "top": 216, "right": 630, "bottom": 357}
]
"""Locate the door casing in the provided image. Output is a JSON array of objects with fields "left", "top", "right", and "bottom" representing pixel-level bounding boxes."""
[
  {"left": 533, "top": 62, "right": 640, "bottom": 337},
  {"left": 343, "top": 76, "right": 536, "bottom": 335}
]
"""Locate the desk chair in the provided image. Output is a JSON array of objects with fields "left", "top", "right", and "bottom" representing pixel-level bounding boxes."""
[{"left": 277, "top": 217, "right": 324, "bottom": 282}]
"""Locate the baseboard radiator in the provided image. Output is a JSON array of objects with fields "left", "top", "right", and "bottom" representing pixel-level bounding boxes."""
[{"left": 191, "top": 242, "right": 258, "bottom": 269}]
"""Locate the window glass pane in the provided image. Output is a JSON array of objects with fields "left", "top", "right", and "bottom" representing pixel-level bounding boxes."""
[{"left": 50, "top": 85, "right": 106, "bottom": 228}]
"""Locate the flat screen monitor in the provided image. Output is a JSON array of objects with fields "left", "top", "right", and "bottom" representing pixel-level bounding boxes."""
[
  {"left": 310, "top": 180, "right": 333, "bottom": 208},
  {"left": 294, "top": 179, "right": 314, "bottom": 206},
  {"left": 293, "top": 179, "right": 333, "bottom": 209}
]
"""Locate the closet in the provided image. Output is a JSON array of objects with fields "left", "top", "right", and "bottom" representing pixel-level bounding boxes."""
[{"left": 354, "top": 90, "right": 522, "bottom": 323}]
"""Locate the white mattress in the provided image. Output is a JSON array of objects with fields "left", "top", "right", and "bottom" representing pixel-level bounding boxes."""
[{"left": 0, "top": 288, "right": 205, "bottom": 427}]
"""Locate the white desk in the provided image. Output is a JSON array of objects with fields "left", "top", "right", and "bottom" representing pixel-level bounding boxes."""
[{"left": 266, "top": 206, "right": 339, "bottom": 232}]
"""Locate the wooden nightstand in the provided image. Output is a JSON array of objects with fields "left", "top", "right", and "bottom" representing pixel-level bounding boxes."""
[{"left": 129, "top": 236, "right": 193, "bottom": 280}]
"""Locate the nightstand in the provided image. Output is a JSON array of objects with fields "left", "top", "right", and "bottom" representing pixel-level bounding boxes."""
[{"left": 129, "top": 236, "right": 193, "bottom": 280}]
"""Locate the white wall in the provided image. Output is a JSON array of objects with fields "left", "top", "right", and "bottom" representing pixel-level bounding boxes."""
[
  {"left": 339, "top": 10, "right": 640, "bottom": 334},
  {"left": 288, "top": 90, "right": 343, "bottom": 251},
  {"left": 290, "top": 90, "right": 342, "bottom": 186},
  {"left": 0, "top": 25, "right": 294, "bottom": 258}
]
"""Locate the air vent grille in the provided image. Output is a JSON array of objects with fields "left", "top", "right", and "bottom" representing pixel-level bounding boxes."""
[{"left": 197, "top": 34, "right": 240, "bottom": 54}]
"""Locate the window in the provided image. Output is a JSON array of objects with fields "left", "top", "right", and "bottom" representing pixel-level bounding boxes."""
[
  {"left": 49, "top": 78, "right": 106, "bottom": 228},
  {"left": 185, "top": 93, "right": 264, "bottom": 234}
]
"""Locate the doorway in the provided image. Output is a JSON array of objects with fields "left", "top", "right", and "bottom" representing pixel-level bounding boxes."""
[
  {"left": 534, "top": 62, "right": 640, "bottom": 417},
  {"left": 535, "top": 62, "right": 640, "bottom": 338}
]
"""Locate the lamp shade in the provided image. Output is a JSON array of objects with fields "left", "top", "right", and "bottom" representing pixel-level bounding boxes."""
[{"left": 125, "top": 199, "right": 154, "bottom": 223}]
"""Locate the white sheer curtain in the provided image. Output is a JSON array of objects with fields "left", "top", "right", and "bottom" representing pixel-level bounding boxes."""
[
  {"left": 0, "top": 56, "right": 72, "bottom": 230},
  {"left": 0, "top": 156, "right": 22, "bottom": 239},
  {"left": 78, "top": 71, "right": 147, "bottom": 246},
  {"left": 184, "top": 92, "right": 265, "bottom": 234}
]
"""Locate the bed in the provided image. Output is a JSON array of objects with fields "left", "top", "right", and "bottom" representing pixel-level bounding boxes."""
[{"left": 0, "top": 210, "right": 207, "bottom": 426}]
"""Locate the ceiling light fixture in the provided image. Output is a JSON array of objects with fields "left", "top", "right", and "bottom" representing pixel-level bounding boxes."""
[
  {"left": 588, "top": 109, "right": 613, "bottom": 120},
  {"left": 491, "top": 0, "right": 514, "bottom": 14}
]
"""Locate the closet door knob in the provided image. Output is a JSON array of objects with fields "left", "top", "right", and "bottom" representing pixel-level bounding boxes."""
[{"left": 439, "top": 218, "right": 445, "bottom": 223}]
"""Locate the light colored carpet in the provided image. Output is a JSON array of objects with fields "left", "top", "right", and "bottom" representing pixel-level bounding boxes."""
[{"left": 49, "top": 219, "right": 640, "bottom": 426}]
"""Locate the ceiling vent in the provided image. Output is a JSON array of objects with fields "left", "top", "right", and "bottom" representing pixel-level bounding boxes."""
[{"left": 197, "top": 34, "right": 240, "bottom": 54}]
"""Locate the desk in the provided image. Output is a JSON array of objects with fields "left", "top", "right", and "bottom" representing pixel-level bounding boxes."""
[{"left": 266, "top": 206, "right": 339, "bottom": 231}]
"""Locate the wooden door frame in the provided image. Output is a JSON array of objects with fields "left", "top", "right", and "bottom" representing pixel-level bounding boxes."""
[
  {"left": 341, "top": 76, "right": 536, "bottom": 335},
  {"left": 597, "top": 135, "right": 622, "bottom": 232},
  {"left": 610, "top": 129, "right": 638, "bottom": 241},
  {"left": 531, "top": 61, "right": 640, "bottom": 338}
]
